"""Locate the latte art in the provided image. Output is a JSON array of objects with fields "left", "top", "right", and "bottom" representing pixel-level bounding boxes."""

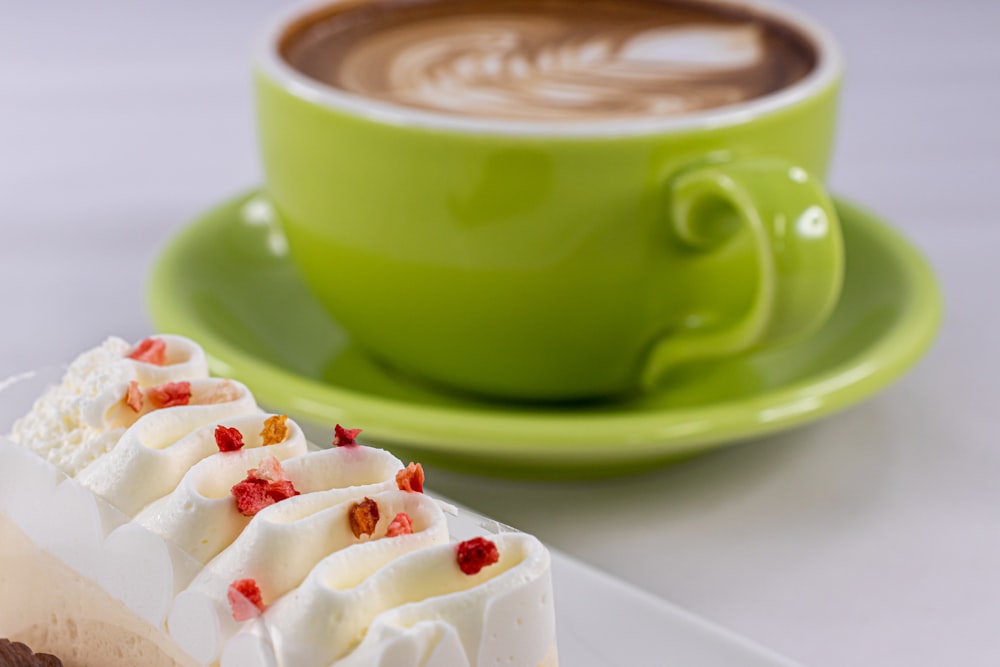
[
  {"left": 282, "top": 0, "right": 816, "bottom": 122},
  {"left": 341, "top": 21, "right": 773, "bottom": 120}
]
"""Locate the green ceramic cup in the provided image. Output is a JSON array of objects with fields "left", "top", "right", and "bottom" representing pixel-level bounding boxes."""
[{"left": 255, "top": 1, "right": 845, "bottom": 402}]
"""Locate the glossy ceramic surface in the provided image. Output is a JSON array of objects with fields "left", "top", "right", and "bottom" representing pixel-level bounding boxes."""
[
  {"left": 147, "top": 192, "right": 940, "bottom": 478},
  {"left": 255, "top": 22, "right": 843, "bottom": 400}
]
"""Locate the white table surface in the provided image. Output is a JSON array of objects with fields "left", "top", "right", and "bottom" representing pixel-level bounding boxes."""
[{"left": 2, "top": 1, "right": 997, "bottom": 665}]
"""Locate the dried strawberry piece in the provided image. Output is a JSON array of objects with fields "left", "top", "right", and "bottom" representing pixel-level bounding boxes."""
[
  {"left": 456, "top": 537, "right": 500, "bottom": 575},
  {"left": 266, "top": 479, "right": 299, "bottom": 502},
  {"left": 396, "top": 462, "right": 425, "bottom": 493},
  {"left": 232, "top": 478, "right": 272, "bottom": 516},
  {"left": 386, "top": 512, "right": 413, "bottom": 537},
  {"left": 227, "top": 578, "right": 265, "bottom": 621},
  {"left": 348, "top": 497, "right": 379, "bottom": 538},
  {"left": 146, "top": 381, "right": 191, "bottom": 408},
  {"left": 332, "top": 424, "right": 362, "bottom": 447},
  {"left": 231, "top": 456, "right": 300, "bottom": 516},
  {"left": 127, "top": 337, "right": 167, "bottom": 365},
  {"left": 215, "top": 425, "right": 245, "bottom": 452},
  {"left": 260, "top": 414, "right": 289, "bottom": 446},
  {"left": 248, "top": 455, "right": 284, "bottom": 483},
  {"left": 124, "top": 380, "right": 143, "bottom": 412}
]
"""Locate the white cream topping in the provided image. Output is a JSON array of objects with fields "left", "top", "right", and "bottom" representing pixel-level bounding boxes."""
[
  {"left": 134, "top": 424, "right": 309, "bottom": 563},
  {"left": 265, "top": 532, "right": 552, "bottom": 667},
  {"left": 173, "top": 485, "right": 455, "bottom": 665},
  {"left": 11, "top": 335, "right": 209, "bottom": 475},
  {"left": 2, "top": 336, "right": 558, "bottom": 667},
  {"left": 76, "top": 379, "right": 262, "bottom": 515}
]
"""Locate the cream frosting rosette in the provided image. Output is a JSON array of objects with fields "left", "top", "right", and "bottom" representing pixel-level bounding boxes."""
[{"left": 2, "top": 335, "right": 557, "bottom": 667}]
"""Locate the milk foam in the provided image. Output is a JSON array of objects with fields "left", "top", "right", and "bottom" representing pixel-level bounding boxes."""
[
  {"left": 341, "top": 21, "right": 768, "bottom": 120},
  {"left": 282, "top": 0, "right": 815, "bottom": 122}
]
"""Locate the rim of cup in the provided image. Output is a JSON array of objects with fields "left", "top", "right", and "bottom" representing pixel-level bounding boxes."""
[{"left": 255, "top": 0, "right": 843, "bottom": 138}]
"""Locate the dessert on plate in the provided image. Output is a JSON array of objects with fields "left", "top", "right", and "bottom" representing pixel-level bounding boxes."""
[{"left": 0, "top": 335, "right": 557, "bottom": 667}]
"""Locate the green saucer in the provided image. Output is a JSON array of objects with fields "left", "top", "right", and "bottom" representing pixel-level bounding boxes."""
[{"left": 147, "top": 192, "right": 941, "bottom": 478}]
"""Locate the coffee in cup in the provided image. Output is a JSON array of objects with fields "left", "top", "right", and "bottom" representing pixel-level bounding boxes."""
[
  {"left": 280, "top": 0, "right": 817, "bottom": 123},
  {"left": 256, "top": 0, "right": 844, "bottom": 401}
]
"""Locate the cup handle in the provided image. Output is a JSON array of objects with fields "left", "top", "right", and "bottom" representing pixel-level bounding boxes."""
[{"left": 641, "top": 157, "right": 844, "bottom": 390}]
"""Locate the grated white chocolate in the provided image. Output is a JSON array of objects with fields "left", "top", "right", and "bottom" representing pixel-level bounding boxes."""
[{"left": 10, "top": 335, "right": 209, "bottom": 475}]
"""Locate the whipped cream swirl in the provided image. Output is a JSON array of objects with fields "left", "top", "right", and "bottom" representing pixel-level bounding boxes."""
[{"left": 5, "top": 335, "right": 557, "bottom": 667}]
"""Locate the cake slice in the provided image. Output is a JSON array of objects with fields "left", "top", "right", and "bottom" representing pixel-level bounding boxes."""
[{"left": 0, "top": 335, "right": 557, "bottom": 667}]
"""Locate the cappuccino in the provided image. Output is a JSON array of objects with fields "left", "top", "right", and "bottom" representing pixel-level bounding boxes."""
[{"left": 280, "top": 0, "right": 816, "bottom": 122}]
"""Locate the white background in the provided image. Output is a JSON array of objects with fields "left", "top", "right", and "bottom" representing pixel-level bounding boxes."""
[{"left": 1, "top": 1, "right": 998, "bottom": 665}]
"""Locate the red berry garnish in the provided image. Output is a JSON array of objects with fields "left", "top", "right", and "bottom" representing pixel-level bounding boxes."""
[
  {"left": 332, "top": 424, "right": 362, "bottom": 447},
  {"left": 146, "top": 381, "right": 191, "bottom": 408},
  {"left": 348, "top": 497, "right": 379, "bottom": 538},
  {"left": 266, "top": 479, "right": 299, "bottom": 503},
  {"left": 248, "top": 455, "right": 283, "bottom": 483},
  {"left": 227, "top": 578, "right": 265, "bottom": 621},
  {"left": 386, "top": 512, "right": 413, "bottom": 537},
  {"left": 232, "top": 479, "right": 272, "bottom": 516},
  {"left": 395, "top": 462, "right": 425, "bottom": 493},
  {"left": 231, "top": 457, "right": 300, "bottom": 516},
  {"left": 127, "top": 337, "right": 167, "bottom": 365},
  {"left": 457, "top": 537, "right": 500, "bottom": 575},
  {"left": 215, "top": 425, "right": 245, "bottom": 452},
  {"left": 124, "top": 380, "right": 143, "bottom": 413}
]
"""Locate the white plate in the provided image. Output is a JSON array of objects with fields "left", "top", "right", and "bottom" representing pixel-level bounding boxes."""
[
  {"left": 549, "top": 549, "right": 802, "bottom": 666},
  {"left": 1, "top": 367, "right": 802, "bottom": 666}
]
